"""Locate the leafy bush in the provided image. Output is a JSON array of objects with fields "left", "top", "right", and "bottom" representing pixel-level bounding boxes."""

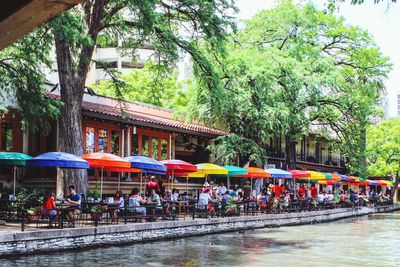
[
  {"left": 15, "top": 188, "right": 44, "bottom": 209},
  {"left": 88, "top": 181, "right": 101, "bottom": 200}
]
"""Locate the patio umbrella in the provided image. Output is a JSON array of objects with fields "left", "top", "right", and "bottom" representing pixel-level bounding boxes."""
[
  {"left": 266, "top": 168, "right": 292, "bottom": 179},
  {"left": 82, "top": 153, "right": 130, "bottom": 199},
  {"left": 27, "top": 152, "right": 89, "bottom": 198},
  {"left": 125, "top": 156, "right": 167, "bottom": 194},
  {"left": 235, "top": 167, "right": 271, "bottom": 195},
  {"left": 305, "top": 171, "right": 326, "bottom": 180},
  {"left": 160, "top": 159, "right": 197, "bottom": 189},
  {"left": 288, "top": 170, "right": 310, "bottom": 179},
  {"left": 223, "top": 165, "right": 248, "bottom": 189},
  {"left": 195, "top": 163, "right": 228, "bottom": 184},
  {"left": 0, "top": 152, "right": 32, "bottom": 198},
  {"left": 103, "top": 166, "right": 141, "bottom": 190},
  {"left": 339, "top": 175, "right": 350, "bottom": 182}
]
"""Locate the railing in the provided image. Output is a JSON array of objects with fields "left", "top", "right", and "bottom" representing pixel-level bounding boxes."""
[{"left": 0, "top": 198, "right": 394, "bottom": 232}]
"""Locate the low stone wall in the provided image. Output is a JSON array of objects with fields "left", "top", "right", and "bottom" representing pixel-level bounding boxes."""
[{"left": 0, "top": 205, "right": 398, "bottom": 257}]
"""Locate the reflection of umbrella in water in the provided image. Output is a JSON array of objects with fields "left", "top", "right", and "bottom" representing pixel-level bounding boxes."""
[
  {"left": 0, "top": 152, "right": 32, "bottom": 198},
  {"left": 82, "top": 153, "right": 130, "bottom": 199},
  {"left": 27, "top": 152, "right": 89, "bottom": 198}
]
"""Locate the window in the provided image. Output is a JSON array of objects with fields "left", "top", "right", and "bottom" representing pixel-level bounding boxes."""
[
  {"left": 98, "top": 128, "right": 108, "bottom": 153},
  {"left": 131, "top": 128, "right": 170, "bottom": 160},
  {"left": 1, "top": 122, "right": 12, "bottom": 151},
  {"left": 152, "top": 137, "right": 159, "bottom": 159},
  {"left": 132, "top": 134, "right": 139, "bottom": 155},
  {"left": 142, "top": 135, "right": 149, "bottom": 156},
  {"left": 161, "top": 138, "right": 168, "bottom": 160},
  {"left": 85, "top": 127, "right": 95, "bottom": 153},
  {"left": 111, "top": 130, "right": 120, "bottom": 155}
]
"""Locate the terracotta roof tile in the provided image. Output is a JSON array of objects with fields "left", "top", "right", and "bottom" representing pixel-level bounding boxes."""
[{"left": 47, "top": 94, "right": 227, "bottom": 137}]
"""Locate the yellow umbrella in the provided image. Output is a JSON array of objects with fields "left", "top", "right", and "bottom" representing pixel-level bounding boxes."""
[
  {"left": 305, "top": 171, "right": 326, "bottom": 180},
  {"left": 195, "top": 163, "right": 229, "bottom": 184},
  {"left": 196, "top": 163, "right": 229, "bottom": 175}
]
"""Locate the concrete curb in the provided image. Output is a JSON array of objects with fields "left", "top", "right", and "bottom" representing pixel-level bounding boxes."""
[{"left": 0, "top": 205, "right": 398, "bottom": 257}]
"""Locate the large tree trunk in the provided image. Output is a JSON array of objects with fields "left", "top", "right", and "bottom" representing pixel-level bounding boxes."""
[
  {"left": 55, "top": 35, "right": 88, "bottom": 194},
  {"left": 52, "top": 1, "right": 105, "bottom": 195},
  {"left": 284, "top": 135, "right": 297, "bottom": 170}
]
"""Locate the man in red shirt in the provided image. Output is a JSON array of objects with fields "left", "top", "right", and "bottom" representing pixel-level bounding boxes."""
[
  {"left": 298, "top": 184, "right": 306, "bottom": 200},
  {"left": 311, "top": 184, "right": 318, "bottom": 199},
  {"left": 146, "top": 176, "right": 160, "bottom": 196},
  {"left": 273, "top": 182, "right": 282, "bottom": 198}
]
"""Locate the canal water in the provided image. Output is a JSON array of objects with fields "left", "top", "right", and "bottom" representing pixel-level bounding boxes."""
[{"left": 2, "top": 212, "right": 399, "bottom": 267}]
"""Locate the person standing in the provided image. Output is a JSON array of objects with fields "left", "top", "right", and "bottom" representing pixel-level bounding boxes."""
[
  {"left": 146, "top": 176, "right": 160, "bottom": 196},
  {"left": 217, "top": 182, "right": 227, "bottom": 196}
]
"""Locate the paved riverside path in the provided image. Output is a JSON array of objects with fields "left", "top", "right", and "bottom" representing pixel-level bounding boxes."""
[{"left": 0, "top": 205, "right": 398, "bottom": 257}]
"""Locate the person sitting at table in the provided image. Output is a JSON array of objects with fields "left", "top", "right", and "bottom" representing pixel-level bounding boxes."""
[
  {"left": 163, "top": 189, "right": 175, "bottom": 215},
  {"left": 109, "top": 190, "right": 125, "bottom": 219},
  {"left": 257, "top": 190, "right": 268, "bottom": 211},
  {"left": 209, "top": 189, "right": 221, "bottom": 213},
  {"left": 198, "top": 188, "right": 212, "bottom": 211},
  {"left": 128, "top": 188, "right": 146, "bottom": 221},
  {"left": 147, "top": 189, "right": 162, "bottom": 218},
  {"left": 217, "top": 182, "right": 227, "bottom": 196},
  {"left": 65, "top": 185, "right": 81, "bottom": 227},
  {"left": 43, "top": 190, "right": 57, "bottom": 216},
  {"left": 172, "top": 188, "right": 180, "bottom": 202}
]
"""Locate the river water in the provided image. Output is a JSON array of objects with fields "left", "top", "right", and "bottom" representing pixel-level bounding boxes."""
[{"left": 2, "top": 212, "right": 400, "bottom": 267}]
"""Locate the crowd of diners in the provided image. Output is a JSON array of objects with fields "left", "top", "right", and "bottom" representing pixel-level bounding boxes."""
[{"left": 39, "top": 176, "right": 394, "bottom": 226}]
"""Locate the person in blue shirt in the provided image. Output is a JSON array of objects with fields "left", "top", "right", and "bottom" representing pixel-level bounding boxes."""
[{"left": 66, "top": 185, "right": 82, "bottom": 226}]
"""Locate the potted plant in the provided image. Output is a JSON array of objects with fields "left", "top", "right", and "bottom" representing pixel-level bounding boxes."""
[
  {"left": 225, "top": 197, "right": 237, "bottom": 215},
  {"left": 27, "top": 207, "right": 40, "bottom": 221},
  {"left": 89, "top": 205, "right": 102, "bottom": 221},
  {"left": 88, "top": 181, "right": 101, "bottom": 202}
]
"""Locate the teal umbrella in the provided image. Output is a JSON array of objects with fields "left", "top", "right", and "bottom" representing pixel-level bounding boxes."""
[
  {"left": 0, "top": 152, "right": 32, "bottom": 197},
  {"left": 223, "top": 165, "right": 248, "bottom": 189}
]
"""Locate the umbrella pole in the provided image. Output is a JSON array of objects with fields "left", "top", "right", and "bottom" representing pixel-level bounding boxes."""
[
  {"left": 100, "top": 166, "right": 104, "bottom": 200},
  {"left": 250, "top": 179, "right": 253, "bottom": 197},
  {"left": 172, "top": 169, "right": 174, "bottom": 190},
  {"left": 56, "top": 167, "right": 63, "bottom": 199},
  {"left": 118, "top": 173, "right": 121, "bottom": 191},
  {"left": 13, "top": 166, "right": 17, "bottom": 198},
  {"left": 186, "top": 177, "right": 189, "bottom": 194},
  {"left": 227, "top": 175, "right": 230, "bottom": 190},
  {"left": 140, "top": 171, "right": 143, "bottom": 195}
]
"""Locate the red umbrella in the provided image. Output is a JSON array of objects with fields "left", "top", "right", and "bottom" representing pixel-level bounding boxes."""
[
  {"left": 289, "top": 170, "right": 311, "bottom": 179},
  {"left": 82, "top": 153, "right": 130, "bottom": 198},
  {"left": 160, "top": 159, "right": 197, "bottom": 189}
]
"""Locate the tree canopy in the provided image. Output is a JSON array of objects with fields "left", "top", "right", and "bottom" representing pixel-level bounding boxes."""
[
  {"left": 92, "top": 61, "right": 187, "bottom": 109},
  {"left": 191, "top": 1, "right": 391, "bottom": 171}
]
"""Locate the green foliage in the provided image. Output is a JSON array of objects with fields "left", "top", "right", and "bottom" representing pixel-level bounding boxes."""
[
  {"left": 92, "top": 61, "right": 187, "bottom": 109},
  {"left": 15, "top": 188, "right": 44, "bottom": 209},
  {"left": 189, "top": 1, "right": 390, "bottom": 170},
  {"left": 88, "top": 181, "right": 101, "bottom": 200},
  {"left": 366, "top": 118, "right": 400, "bottom": 178},
  {"left": 0, "top": 27, "right": 62, "bottom": 132}
]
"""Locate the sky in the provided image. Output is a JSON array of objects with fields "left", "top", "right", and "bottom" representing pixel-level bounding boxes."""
[{"left": 235, "top": 0, "right": 400, "bottom": 118}]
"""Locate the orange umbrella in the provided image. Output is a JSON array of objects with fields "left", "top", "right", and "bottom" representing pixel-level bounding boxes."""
[
  {"left": 236, "top": 167, "right": 271, "bottom": 178},
  {"left": 235, "top": 167, "right": 270, "bottom": 196},
  {"left": 82, "top": 153, "right": 130, "bottom": 198}
]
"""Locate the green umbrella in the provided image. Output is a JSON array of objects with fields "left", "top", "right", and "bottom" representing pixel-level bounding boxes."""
[
  {"left": 223, "top": 165, "right": 248, "bottom": 189},
  {"left": 0, "top": 152, "right": 32, "bottom": 197}
]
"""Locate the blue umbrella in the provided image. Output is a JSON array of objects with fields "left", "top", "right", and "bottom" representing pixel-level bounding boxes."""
[
  {"left": 27, "top": 152, "right": 90, "bottom": 197},
  {"left": 339, "top": 175, "right": 349, "bottom": 182},
  {"left": 27, "top": 152, "right": 89, "bottom": 169},
  {"left": 125, "top": 156, "right": 166, "bottom": 193},
  {"left": 266, "top": 168, "right": 292, "bottom": 179}
]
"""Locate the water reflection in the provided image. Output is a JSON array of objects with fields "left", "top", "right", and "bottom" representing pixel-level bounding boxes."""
[{"left": 2, "top": 212, "right": 400, "bottom": 267}]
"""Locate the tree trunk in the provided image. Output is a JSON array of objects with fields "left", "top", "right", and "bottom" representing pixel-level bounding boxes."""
[
  {"left": 54, "top": 35, "right": 88, "bottom": 195},
  {"left": 285, "top": 135, "right": 297, "bottom": 170}
]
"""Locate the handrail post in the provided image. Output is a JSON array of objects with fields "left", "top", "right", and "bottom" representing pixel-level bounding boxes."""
[{"left": 21, "top": 209, "right": 25, "bottom": 232}]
